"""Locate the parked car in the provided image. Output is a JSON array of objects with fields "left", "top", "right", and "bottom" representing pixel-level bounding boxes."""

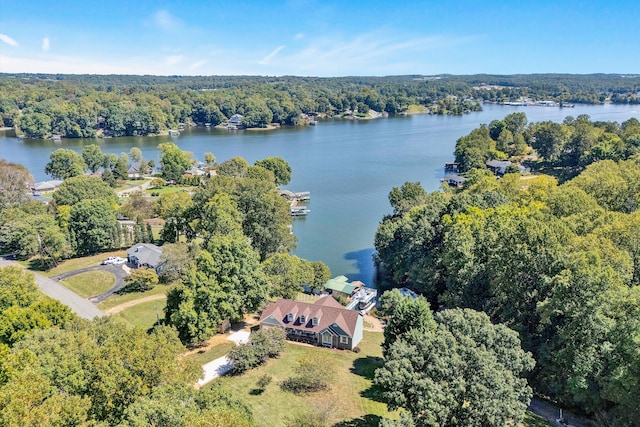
[
  {"left": 112, "top": 257, "right": 127, "bottom": 265},
  {"left": 102, "top": 257, "right": 118, "bottom": 265}
]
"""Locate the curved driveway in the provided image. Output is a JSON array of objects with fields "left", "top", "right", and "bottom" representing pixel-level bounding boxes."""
[
  {"left": 0, "top": 258, "right": 104, "bottom": 319},
  {"left": 51, "top": 264, "right": 129, "bottom": 303}
]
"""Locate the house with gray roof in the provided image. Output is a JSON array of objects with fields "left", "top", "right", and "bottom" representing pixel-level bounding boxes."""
[
  {"left": 126, "top": 243, "right": 164, "bottom": 272},
  {"left": 259, "top": 295, "right": 364, "bottom": 350}
]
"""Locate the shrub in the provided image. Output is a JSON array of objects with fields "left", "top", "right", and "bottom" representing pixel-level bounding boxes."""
[
  {"left": 280, "top": 353, "right": 333, "bottom": 394},
  {"left": 122, "top": 268, "right": 159, "bottom": 293},
  {"left": 256, "top": 374, "right": 272, "bottom": 390},
  {"left": 228, "top": 328, "right": 287, "bottom": 374}
]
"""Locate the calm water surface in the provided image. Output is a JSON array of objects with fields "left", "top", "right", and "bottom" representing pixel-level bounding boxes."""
[{"left": 2, "top": 104, "right": 639, "bottom": 283}]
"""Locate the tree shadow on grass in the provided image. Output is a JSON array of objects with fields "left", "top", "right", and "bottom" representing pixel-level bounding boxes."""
[
  {"left": 351, "top": 356, "right": 383, "bottom": 380},
  {"left": 351, "top": 356, "right": 387, "bottom": 404},
  {"left": 333, "top": 414, "right": 382, "bottom": 427}
]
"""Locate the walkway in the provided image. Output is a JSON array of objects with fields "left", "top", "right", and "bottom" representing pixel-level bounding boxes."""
[
  {"left": 0, "top": 258, "right": 104, "bottom": 320},
  {"left": 528, "top": 398, "right": 592, "bottom": 427},
  {"left": 195, "top": 330, "right": 251, "bottom": 388}
]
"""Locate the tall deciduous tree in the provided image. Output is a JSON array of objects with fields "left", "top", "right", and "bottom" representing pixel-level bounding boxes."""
[
  {"left": 81, "top": 144, "right": 104, "bottom": 174},
  {"left": 375, "top": 308, "right": 534, "bottom": 427},
  {"left": 52, "top": 175, "right": 116, "bottom": 207},
  {"left": 159, "top": 142, "right": 192, "bottom": 182},
  {"left": 45, "top": 148, "right": 86, "bottom": 180},
  {"left": 254, "top": 157, "right": 291, "bottom": 186},
  {"left": 69, "top": 199, "right": 118, "bottom": 255}
]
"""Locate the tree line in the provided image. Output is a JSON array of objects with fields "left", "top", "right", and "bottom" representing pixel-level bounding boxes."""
[
  {"left": 2, "top": 73, "right": 638, "bottom": 138},
  {"left": 375, "top": 119, "right": 640, "bottom": 424}
]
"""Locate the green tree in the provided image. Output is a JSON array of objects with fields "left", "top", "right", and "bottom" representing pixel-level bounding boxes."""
[
  {"left": 81, "top": 144, "right": 104, "bottom": 173},
  {"left": 123, "top": 268, "right": 159, "bottom": 293},
  {"left": 375, "top": 308, "right": 534, "bottom": 427},
  {"left": 383, "top": 295, "right": 436, "bottom": 350},
  {"left": 165, "top": 234, "right": 267, "bottom": 346},
  {"left": 155, "top": 191, "right": 193, "bottom": 243},
  {"left": 254, "top": 157, "right": 292, "bottom": 186},
  {"left": 52, "top": 175, "right": 116, "bottom": 207},
  {"left": 262, "top": 253, "right": 314, "bottom": 299},
  {"left": 69, "top": 199, "right": 118, "bottom": 255},
  {"left": 44, "top": 148, "right": 86, "bottom": 179},
  {"left": 217, "top": 156, "right": 249, "bottom": 178},
  {"left": 129, "top": 147, "right": 143, "bottom": 162},
  {"left": 159, "top": 142, "right": 192, "bottom": 182}
]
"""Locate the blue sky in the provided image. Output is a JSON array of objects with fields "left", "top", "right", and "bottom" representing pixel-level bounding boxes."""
[{"left": 0, "top": 0, "right": 638, "bottom": 76}]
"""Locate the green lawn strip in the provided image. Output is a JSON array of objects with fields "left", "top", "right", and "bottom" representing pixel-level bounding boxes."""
[
  {"left": 112, "top": 299, "right": 166, "bottom": 330},
  {"left": 144, "top": 186, "right": 194, "bottom": 195},
  {"left": 97, "top": 284, "right": 172, "bottom": 311},
  {"left": 214, "top": 331, "right": 394, "bottom": 426},
  {"left": 59, "top": 271, "right": 115, "bottom": 298},
  {"left": 37, "top": 250, "right": 127, "bottom": 277},
  {"left": 405, "top": 104, "right": 428, "bottom": 114},
  {"left": 185, "top": 342, "right": 236, "bottom": 365},
  {"left": 522, "top": 412, "right": 554, "bottom": 427}
]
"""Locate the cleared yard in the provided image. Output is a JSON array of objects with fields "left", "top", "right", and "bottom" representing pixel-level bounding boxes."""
[
  {"left": 112, "top": 298, "right": 166, "bottom": 330},
  {"left": 38, "top": 251, "right": 127, "bottom": 277},
  {"left": 185, "top": 342, "right": 236, "bottom": 366},
  {"left": 60, "top": 271, "right": 115, "bottom": 298},
  {"left": 213, "top": 331, "right": 395, "bottom": 426},
  {"left": 98, "top": 284, "right": 172, "bottom": 311}
]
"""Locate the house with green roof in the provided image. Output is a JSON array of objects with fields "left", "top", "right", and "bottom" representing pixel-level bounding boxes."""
[{"left": 323, "top": 275, "right": 363, "bottom": 300}]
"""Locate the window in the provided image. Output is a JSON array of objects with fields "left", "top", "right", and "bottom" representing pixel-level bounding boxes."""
[
  {"left": 312, "top": 317, "right": 319, "bottom": 326},
  {"left": 286, "top": 313, "right": 293, "bottom": 322},
  {"left": 340, "top": 336, "right": 349, "bottom": 344},
  {"left": 300, "top": 315, "right": 306, "bottom": 324}
]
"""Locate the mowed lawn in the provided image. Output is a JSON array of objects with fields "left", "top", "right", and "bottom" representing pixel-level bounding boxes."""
[
  {"left": 214, "top": 331, "right": 395, "bottom": 427},
  {"left": 112, "top": 298, "right": 167, "bottom": 330},
  {"left": 98, "top": 284, "right": 172, "bottom": 311},
  {"left": 38, "top": 250, "right": 127, "bottom": 277},
  {"left": 60, "top": 271, "right": 115, "bottom": 298}
]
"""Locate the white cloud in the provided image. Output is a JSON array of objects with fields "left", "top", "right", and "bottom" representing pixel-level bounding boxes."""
[
  {"left": 294, "top": 33, "right": 304, "bottom": 40},
  {"left": 42, "top": 37, "right": 50, "bottom": 52},
  {"left": 0, "top": 34, "right": 18, "bottom": 47},
  {"left": 0, "top": 54, "right": 139, "bottom": 74},
  {"left": 189, "top": 60, "right": 207, "bottom": 70},
  {"left": 165, "top": 55, "right": 184, "bottom": 65},
  {"left": 153, "top": 10, "right": 182, "bottom": 30},
  {"left": 259, "top": 45, "right": 285, "bottom": 65}
]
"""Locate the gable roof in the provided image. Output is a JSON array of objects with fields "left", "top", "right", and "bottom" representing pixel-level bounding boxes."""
[
  {"left": 259, "top": 296, "right": 361, "bottom": 337},
  {"left": 126, "top": 243, "right": 163, "bottom": 267}
]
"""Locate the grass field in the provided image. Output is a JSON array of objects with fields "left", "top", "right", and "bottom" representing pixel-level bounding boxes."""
[
  {"left": 112, "top": 298, "right": 166, "bottom": 330},
  {"left": 214, "top": 331, "right": 394, "bottom": 426},
  {"left": 405, "top": 104, "right": 428, "bottom": 114},
  {"left": 98, "top": 284, "right": 172, "bottom": 310},
  {"left": 144, "top": 186, "right": 193, "bottom": 195},
  {"left": 60, "top": 271, "right": 115, "bottom": 298},
  {"left": 185, "top": 342, "right": 236, "bottom": 365},
  {"left": 523, "top": 412, "right": 554, "bottom": 427},
  {"left": 35, "top": 250, "right": 127, "bottom": 276}
]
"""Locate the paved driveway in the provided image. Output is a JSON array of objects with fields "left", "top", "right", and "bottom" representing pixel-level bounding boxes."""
[
  {"left": 0, "top": 258, "right": 104, "bottom": 320},
  {"left": 51, "top": 264, "right": 129, "bottom": 303}
]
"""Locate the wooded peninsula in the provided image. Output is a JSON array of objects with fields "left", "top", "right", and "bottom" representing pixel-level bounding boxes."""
[{"left": 1, "top": 73, "right": 638, "bottom": 138}]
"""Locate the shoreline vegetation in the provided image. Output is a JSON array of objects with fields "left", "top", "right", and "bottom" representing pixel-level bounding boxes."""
[{"left": 2, "top": 73, "right": 638, "bottom": 140}]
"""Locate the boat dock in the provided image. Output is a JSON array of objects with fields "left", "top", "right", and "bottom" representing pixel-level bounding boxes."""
[
  {"left": 279, "top": 190, "right": 311, "bottom": 201},
  {"left": 346, "top": 287, "right": 378, "bottom": 313}
]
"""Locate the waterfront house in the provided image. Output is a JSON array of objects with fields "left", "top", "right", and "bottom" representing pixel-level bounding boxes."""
[
  {"left": 259, "top": 296, "right": 363, "bottom": 350},
  {"left": 486, "top": 160, "right": 513, "bottom": 176},
  {"left": 31, "top": 180, "right": 64, "bottom": 192},
  {"left": 126, "top": 243, "right": 164, "bottom": 272},
  {"left": 228, "top": 114, "right": 244, "bottom": 129},
  {"left": 443, "top": 174, "right": 466, "bottom": 187},
  {"left": 127, "top": 161, "right": 142, "bottom": 178}
]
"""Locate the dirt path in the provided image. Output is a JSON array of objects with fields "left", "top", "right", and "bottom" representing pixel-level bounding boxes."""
[
  {"left": 363, "top": 314, "right": 385, "bottom": 332},
  {"left": 104, "top": 294, "right": 167, "bottom": 314}
]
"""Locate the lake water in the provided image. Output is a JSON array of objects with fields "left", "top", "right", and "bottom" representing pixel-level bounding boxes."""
[{"left": 2, "top": 104, "right": 639, "bottom": 284}]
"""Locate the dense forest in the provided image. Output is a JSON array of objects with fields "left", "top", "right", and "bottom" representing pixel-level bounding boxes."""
[
  {"left": 0, "top": 73, "right": 638, "bottom": 138},
  {"left": 375, "top": 115, "right": 640, "bottom": 425}
]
